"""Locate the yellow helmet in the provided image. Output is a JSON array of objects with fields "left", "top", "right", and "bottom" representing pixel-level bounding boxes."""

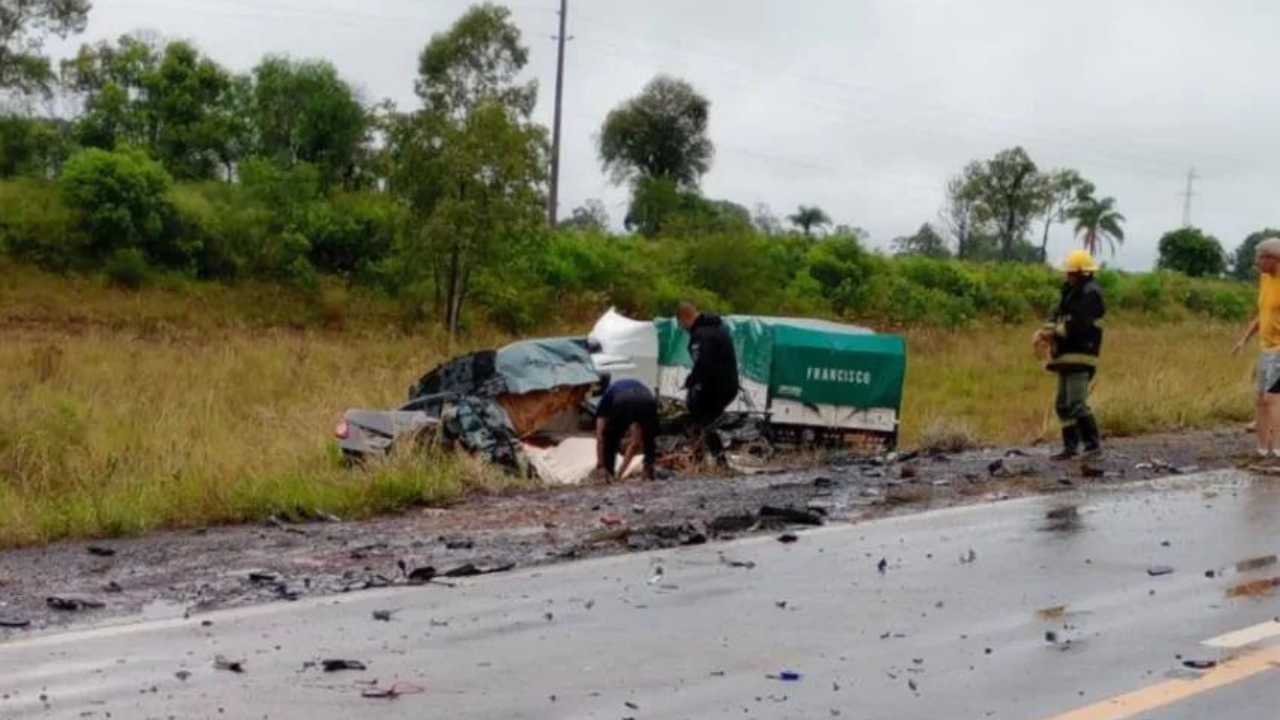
[{"left": 1062, "top": 250, "right": 1100, "bottom": 274}]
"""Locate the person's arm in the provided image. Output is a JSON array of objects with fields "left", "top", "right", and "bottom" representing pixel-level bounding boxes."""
[
  {"left": 684, "top": 328, "right": 705, "bottom": 390},
  {"left": 1235, "top": 317, "right": 1260, "bottom": 355},
  {"left": 619, "top": 430, "right": 640, "bottom": 479}
]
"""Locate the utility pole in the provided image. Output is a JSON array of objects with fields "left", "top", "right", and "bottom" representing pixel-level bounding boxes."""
[
  {"left": 548, "top": 0, "right": 568, "bottom": 227},
  {"left": 1180, "top": 167, "right": 1198, "bottom": 228}
]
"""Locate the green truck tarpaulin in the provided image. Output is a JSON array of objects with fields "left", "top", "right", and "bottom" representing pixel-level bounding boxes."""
[{"left": 654, "top": 316, "right": 906, "bottom": 429}]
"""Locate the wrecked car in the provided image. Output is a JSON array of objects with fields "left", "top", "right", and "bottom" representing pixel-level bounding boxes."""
[{"left": 336, "top": 310, "right": 907, "bottom": 483}]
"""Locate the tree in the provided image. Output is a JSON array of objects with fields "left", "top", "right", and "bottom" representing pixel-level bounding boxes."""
[
  {"left": 1231, "top": 229, "right": 1280, "bottom": 281},
  {"left": 0, "top": 0, "right": 90, "bottom": 95},
  {"left": 1037, "top": 169, "right": 1090, "bottom": 262},
  {"left": 788, "top": 205, "right": 831, "bottom": 238},
  {"left": 0, "top": 112, "right": 65, "bottom": 176},
  {"left": 599, "top": 75, "right": 713, "bottom": 189},
  {"left": 391, "top": 4, "right": 547, "bottom": 338},
  {"left": 251, "top": 56, "right": 367, "bottom": 188},
  {"left": 893, "top": 222, "right": 951, "bottom": 258},
  {"left": 940, "top": 163, "right": 984, "bottom": 260},
  {"left": 1157, "top": 227, "right": 1226, "bottom": 278},
  {"left": 559, "top": 199, "right": 609, "bottom": 232},
  {"left": 967, "top": 147, "right": 1048, "bottom": 261},
  {"left": 1068, "top": 191, "right": 1125, "bottom": 256},
  {"left": 752, "top": 202, "right": 783, "bottom": 236},
  {"left": 63, "top": 37, "right": 242, "bottom": 181},
  {"left": 415, "top": 2, "right": 536, "bottom": 122},
  {"left": 416, "top": 100, "right": 547, "bottom": 337}
]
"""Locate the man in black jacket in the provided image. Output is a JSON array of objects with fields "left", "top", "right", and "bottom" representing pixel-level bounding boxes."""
[
  {"left": 677, "top": 301, "right": 740, "bottom": 462},
  {"left": 1034, "top": 250, "right": 1106, "bottom": 460}
]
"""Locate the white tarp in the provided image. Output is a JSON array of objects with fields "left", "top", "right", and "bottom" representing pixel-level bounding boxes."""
[
  {"left": 589, "top": 309, "right": 659, "bottom": 389},
  {"left": 523, "top": 437, "right": 643, "bottom": 486}
]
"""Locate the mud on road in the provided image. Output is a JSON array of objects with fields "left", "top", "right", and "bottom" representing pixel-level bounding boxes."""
[{"left": 0, "top": 428, "right": 1252, "bottom": 636}]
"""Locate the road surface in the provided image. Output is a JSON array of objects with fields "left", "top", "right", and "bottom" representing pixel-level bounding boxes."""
[{"left": 3, "top": 470, "right": 1279, "bottom": 719}]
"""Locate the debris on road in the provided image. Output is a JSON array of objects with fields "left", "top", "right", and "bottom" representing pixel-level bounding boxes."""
[
  {"left": 719, "top": 554, "right": 757, "bottom": 570},
  {"left": 1036, "top": 605, "right": 1066, "bottom": 620},
  {"left": 960, "top": 548, "right": 977, "bottom": 564},
  {"left": 759, "top": 505, "right": 825, "bottom": 526},
  {"left": 86, "top": 546, "right": 116, "bottom": 557},
  {"left": 877, "top": 558, "right": 888, "bottom": 574},
  {"left": 767, "top": 670, "right": 801, "bottom": 681},
  {"left": 214, "top": 655, "right": 245, "bottom": 673},
  {"left": 0, "top": 618, "right": 30, "bottom": 628},
  {"left": 1235, "top": 555, "right": 1278, "bottom": 572},
  {"left": 1182, "top": 659, "right": 1218, "bottom": 670},
  {"left": 777, "top": 533, "right": 799, "bottom": 544},
  {"left": 361, "top": 682, "right": 425, "bottom": 700},
  {"left": 321, "top": 659, "right": 367, "bottom": 672},
  {"left": 1147, "top": 566, "right": 1175, "bottom": 577},
  {"left": 440, "top": 563, "right": 515, "bottom": 578},
  {"left": 372, "top": 609, "right": 399, "bottom": 622},
  {"left": 45, "top": 596, "right": 104, "bottom": 612}
]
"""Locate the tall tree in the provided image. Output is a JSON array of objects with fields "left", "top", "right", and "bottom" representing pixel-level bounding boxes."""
[
  {"left": 251, "top": 56, "right": 367, "bottom": 188},
  {"left": 599, "top": 75, "right": 713, "bottom": 189},
  {"left": 967, "top": 147, "right": 1048, "bottom": 261},
  {"left": 391, "top": 4, "right": 547, "bottom": 338},
  {"left": 0, "top": 0, "right": 90, "bottom": 95},
  {"left": 1231, "top": 229, "right": 1280, "bottom": 281},
  {"left": 893, "top": 222, "right": 951, "bottom": 258},
  {"left": 940, "top": 163, "right": 984, "bottom": 260},
  {"left": 1068, "top": 191, "right": 1125, "bottom": 257},
  {"left": 1037, "top": 169, "right": 1090, "bottom": 262},
  {"left": 1157, "top": 227, "right": 1225, "bottom": 278},
  {"left": 788, "top": 205, "right": 831, "bottom": 238},
  {"left": 415, "top": 2, "right": 536, "bottom": 122}
]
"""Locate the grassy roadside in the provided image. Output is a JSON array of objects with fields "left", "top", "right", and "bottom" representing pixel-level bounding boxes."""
[{"left": 0, "top": 268, "right": 1257, "bottom": 548}]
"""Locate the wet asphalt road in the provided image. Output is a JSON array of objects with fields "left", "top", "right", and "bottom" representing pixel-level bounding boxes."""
[{"left": 2, "top": 470, "right": 1279, "bottom": 720}]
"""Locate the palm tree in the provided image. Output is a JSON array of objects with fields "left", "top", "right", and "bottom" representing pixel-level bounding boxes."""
[
  {"left": 1068, "top": 194, "right": 1125, "bottom": 256},
  {"left": 788, "top": 205, "right": 832, "bottom": 238}
]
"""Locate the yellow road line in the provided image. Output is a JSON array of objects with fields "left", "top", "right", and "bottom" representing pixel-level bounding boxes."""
[
  {"left": 1038, "top": 646, "right": 1280, "bottom": 720},
  {"left": 1203, "top": 620, "right": 1280, "bottom": 649}
]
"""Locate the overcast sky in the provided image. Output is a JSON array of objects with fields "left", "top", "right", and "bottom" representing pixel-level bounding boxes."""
[{"left": 47, "top": 0, "right": 1280, "bottom": 270}]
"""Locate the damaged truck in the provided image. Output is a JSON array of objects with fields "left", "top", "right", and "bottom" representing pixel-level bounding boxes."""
[{"left": 335, "top": 310, "right": 907, "bottom": 484}]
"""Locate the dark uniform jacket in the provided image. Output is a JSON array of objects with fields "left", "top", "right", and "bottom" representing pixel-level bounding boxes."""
[{"left": 1046, "top": 276, "right": 1105, "bottom": 374}]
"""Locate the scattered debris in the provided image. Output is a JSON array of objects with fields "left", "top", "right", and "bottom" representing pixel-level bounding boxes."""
[
  {"left": 1206, "top": 570, "right": 1217, "bottom": 579},
  {"left": 46, "top": 596, "right": 104, "bottom": 612},
  {"left": 103, "top": 581, "right": 123, "bottom": 594},
  {"left": 322, "top": 659, "right": 367, "bottom": 672},
  {"left": 767, "top": 670, "right": 801, "bottom": 681},
  {"left": 401, "top": 562, "right": 437, "bottom": 585},
  {"left": 174, "top": 670, "right": 191, "bottom": 682},
  {"left": 1045, "top": 631, "right": 1059, "bottom": 643},
  {"left": 624, "top": 701, "right": 640, "bottom": 710},
  {"left": 719, "top": 555, "right": 757, "bottom": 570},
  {"left": 1182, "top": 659, "right": 1217, "bottom": 670},
  {"left": 960, "top": 548, "right": 977, "bottom": 565},
  {"left": 877, "top": 558, "right": 888, "bottom": 574},
  {"left": 247, "top": 571, "right": 279, "bottom": 584},
  {"left": 1226, "top": 577, "right": 1280, "bottom": 598},
  {"left": 442, "top": 537, "right": 475, "bottom": 550},
  {"left": 759, "top": 505, "right": 825, "bottom": 526},
  {"left": 777, "top": 533, "right": 799, "bottom": 544},
  {"left": 1147, "top": 566, "right": 1175, "bottom": 577},
  {"left": 441, "top": 563, "right": 515, "bottom": 578},
  {"left": 1236, "top": 555, "right": 1278, "bottom": 573},
  {"left": 988, "top": 457, "right": 1030, "bottom": 478},
  {"left": 600, "top": 514, "right": 626, "bottom": 527},
  {"left": 709, "top": 514, "right": 757, "bottom": 535},
  {"left": 361, "top": 682, "right": 425, "bottom": 699},
  {"left": 0, "top": 618, "right": 31, "bottom": 629},
  {"left": 86, "top": 546, "right": 116, "bottom": 557},
  {"left": 372, "top": 609, "right": 399, "bottom": 622},
  {"left": 214, "top": 655, "right": 245, "bottom": 674},
  {"left": 1036, "top": 606, "right": 1066, "bottom": 620},
  {"left": 908, "top": 678, "right": 919, "bottom": 692}
]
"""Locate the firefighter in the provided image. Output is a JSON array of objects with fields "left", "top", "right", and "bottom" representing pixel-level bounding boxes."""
[{"left": 1034, "top": 250, "right": 1106, "bottom": 459}]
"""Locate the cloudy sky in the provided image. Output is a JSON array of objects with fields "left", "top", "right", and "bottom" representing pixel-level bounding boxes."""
[{"left": 47, "top": 0, "right": 1280, "bottom": 269}]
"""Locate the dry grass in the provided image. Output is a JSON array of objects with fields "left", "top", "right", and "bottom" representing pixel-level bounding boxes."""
[
  {"left": 0, "top": 265, "right": 1259, "bottom": 548},
  {"left": 901, "top": 320, "right": 1254, "bottom": 447}
]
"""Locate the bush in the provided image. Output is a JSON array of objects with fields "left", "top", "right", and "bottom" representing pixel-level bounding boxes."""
[
  {"left": 0, "top": 178, "right": 86, "bottom": 271},
  {"left": 102, "top": 248, "right": 151, "bottom": 289},
  {"left": 59, "top": 148, "right": 177, "bottom": 265}
]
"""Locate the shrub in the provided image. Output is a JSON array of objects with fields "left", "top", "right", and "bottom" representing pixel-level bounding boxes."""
[
  {"left": 0, "top": 178, "right": 85, "bottom": 271},
  {"left": 102, "top": 247, "right": 151, "bottom": 289},
  {"left": 59, "top": 148, "right": 176, "bottom": 265}
]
